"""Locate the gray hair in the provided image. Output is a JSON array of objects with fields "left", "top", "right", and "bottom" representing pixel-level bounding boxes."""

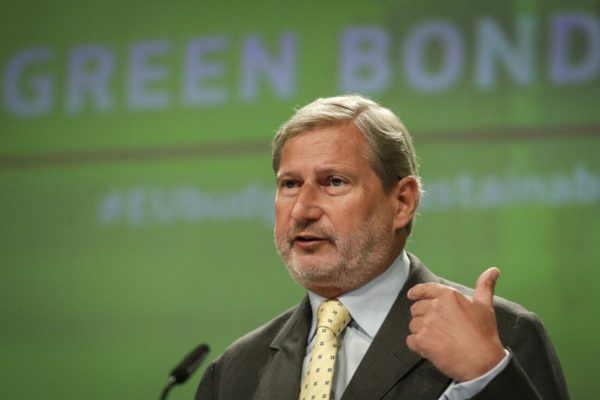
[{"left": 272, "top": 94, "right": 420, "bottom": 192}]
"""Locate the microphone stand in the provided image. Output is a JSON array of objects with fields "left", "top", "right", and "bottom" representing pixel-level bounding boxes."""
[
  {"left": 160, "top": 343, "right": 210, "bottom": 400},
  {"left": 160, "top": 377, "right": 177, "bottom": 400}
]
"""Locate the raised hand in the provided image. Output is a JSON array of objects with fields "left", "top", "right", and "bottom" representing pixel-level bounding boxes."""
[{"left": 406, "top": 267, "right": 506, "bottom": 382}]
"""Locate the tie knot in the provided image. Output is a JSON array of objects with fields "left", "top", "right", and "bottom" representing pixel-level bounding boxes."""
[{"left": 316, "top": 299, "right": 351, "bottom": 336}]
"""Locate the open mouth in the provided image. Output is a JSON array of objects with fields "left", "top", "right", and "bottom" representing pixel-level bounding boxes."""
[
  {"left": 295, "top": 235, "right": 323, "bottom": 242},
  {"left": 292, "top": 233, "right": 330, "bottom": 248}
]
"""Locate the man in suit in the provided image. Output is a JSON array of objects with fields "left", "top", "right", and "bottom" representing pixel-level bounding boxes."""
[{"left": 195, "top": 95, "right": 568, "bottom": 399}]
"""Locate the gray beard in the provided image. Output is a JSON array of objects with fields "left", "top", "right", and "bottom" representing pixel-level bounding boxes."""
[{"left": 274, "top": 210, "right": 396, "bottom": 293}]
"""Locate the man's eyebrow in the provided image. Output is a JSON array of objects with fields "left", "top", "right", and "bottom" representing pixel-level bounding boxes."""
[
  {"left": 276, "top": 163, "right": 357, "bottom": 180},
  {"left": 317, "top": 163, "right": 358, "bottom": 176},
  {"left": 275, "top": 170, "right": 297, "bottom": 180},
  {"left": 318, "top": 166, "right": 351, "bottom": 174}
]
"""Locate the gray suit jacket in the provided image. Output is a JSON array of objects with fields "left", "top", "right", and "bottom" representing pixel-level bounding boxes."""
[{"left": 195, "top": 254, "right": 568, "bottom": 399}]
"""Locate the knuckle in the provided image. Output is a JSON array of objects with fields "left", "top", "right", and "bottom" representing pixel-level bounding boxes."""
[
  {"left": 410, "top": 303, "right": 419, "bottom": 316},
  {"left": 406, "top": 335, "right": 416, "bottom": 350},
  {"left": 412, "top": 286, "right": 422, "bottom": 297}
]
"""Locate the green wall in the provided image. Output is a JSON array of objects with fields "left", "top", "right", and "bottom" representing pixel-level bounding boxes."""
[{"left": 1, "top": 1, "right": 598, "bottom": 398}]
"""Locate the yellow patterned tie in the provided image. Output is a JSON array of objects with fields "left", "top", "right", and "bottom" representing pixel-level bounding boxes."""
[{"left": 299, "top": 299, "right": 351, "bottom": 400}]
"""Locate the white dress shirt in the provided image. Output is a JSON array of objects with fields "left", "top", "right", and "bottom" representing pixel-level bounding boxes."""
[{"left": 302, "top": 251, "right": 510, "bottom": 400}]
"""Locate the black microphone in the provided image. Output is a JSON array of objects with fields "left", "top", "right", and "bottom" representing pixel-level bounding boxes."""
[{"left": 160, "top": 343, "right": 210, "bottom": 400}]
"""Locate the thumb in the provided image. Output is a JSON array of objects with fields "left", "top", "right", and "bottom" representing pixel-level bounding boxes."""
[{"left": 474, "top": 267, "right": 500, "bottom": 306}]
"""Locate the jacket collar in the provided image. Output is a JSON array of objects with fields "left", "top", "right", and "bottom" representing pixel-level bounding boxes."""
[
  {"left": 253, "top": 253, "right": 448, "bottom": 400},
  {"left": 340, "top": 253, "right": 443, "bottom": 399},
  {"left": 252, "top": 296, "right": 311, "bottom": 400}
]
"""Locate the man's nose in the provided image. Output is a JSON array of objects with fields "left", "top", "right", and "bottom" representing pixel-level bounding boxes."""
[{"left": 290, "top": 184, "right": 324, "bottom": 223}]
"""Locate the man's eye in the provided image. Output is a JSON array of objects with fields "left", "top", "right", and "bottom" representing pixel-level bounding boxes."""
[
  {"left": 282, "top": 180, "right": 298, "bottom": 189},
  {"left": 330, "top": 177, "right": 345, "bottom": 187}
]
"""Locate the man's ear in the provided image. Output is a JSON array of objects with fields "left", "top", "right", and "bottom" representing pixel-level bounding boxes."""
[{"left": 390, "top": 176, "right": 420, "bottom": 233}]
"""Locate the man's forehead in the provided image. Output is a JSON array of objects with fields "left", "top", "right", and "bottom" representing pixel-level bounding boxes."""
[
  {"left": 276, "top": 126, "right": 372, "bottom": 178},
  {"left": 287, "top": 124, "right": 363, "bottom": 147},
  {"left": 277, "top": 160, "right": 359, "bottom": 178},
  {"left": 283, "top": 124, "right": 366, "bottom": 153}
]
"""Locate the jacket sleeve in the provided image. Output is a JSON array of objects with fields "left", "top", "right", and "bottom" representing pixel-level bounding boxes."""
[{"left": 473, "top": 311, "right": 569, "bottom": 400}]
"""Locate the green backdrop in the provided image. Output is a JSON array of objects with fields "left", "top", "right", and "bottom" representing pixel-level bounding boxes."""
[{"left": 1, "top": 1, "right": 598, "bottom": 399}]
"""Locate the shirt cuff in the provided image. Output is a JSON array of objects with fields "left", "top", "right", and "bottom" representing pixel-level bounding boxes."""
[{"left": 439, "top": 349, "right": 511, "bottom": 400}]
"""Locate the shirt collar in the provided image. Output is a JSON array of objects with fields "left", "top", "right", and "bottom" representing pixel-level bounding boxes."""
[{"left": 307, "top": 250, "right": 410, "bottom": 341}]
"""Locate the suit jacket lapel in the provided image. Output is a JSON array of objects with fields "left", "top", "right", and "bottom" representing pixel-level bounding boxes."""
[
  {"left": 253, "top": 296, "right": 311, "bottom": 400},
  {"left": 341, "top": 254, "right": 449, "bottom": 399}
]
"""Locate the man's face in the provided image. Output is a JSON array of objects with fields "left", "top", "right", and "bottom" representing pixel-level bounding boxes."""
[{"left": 274, "top": 123, "right": 403, "bottom": 297}]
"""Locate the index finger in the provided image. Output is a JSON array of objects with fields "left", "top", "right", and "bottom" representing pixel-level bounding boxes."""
[{"left": 407, "top": 282, "right": 456, "bottom": 301}]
